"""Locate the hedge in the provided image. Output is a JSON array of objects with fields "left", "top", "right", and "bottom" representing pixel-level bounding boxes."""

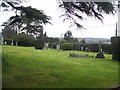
[
  {"left": 61, "top": 43, "right": 74, "bottom": 50},
  {"left": 60, "top": 43, "right": 112, "bottom": 53},
  {"left": 34, "top": 39, "right": 44, "bottom": 50},
  {"left": 101, "top": 44, "right": 112, "bottom": 54}
]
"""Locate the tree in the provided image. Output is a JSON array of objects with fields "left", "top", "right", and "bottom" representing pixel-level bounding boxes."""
[
  {"left": 63, "top": 30, "right": 79, "bottom": 43},
  {"left": 14, "top": 32, "right": 35, "bottom": 46},
  {"left": 2, "top": 25, "right": 17, "bottom": 40},
  {"left": 1, "top": 1, "right": 51, "bottom": 37},
  {"left": 64, "top": 30, "right": 73, "bottom": 40},
  {"left": 80, "top": 39, "right": 86, "bottom": 43},
  {"left": 58, "top": 1, "right": 116, "bottom": 29}
]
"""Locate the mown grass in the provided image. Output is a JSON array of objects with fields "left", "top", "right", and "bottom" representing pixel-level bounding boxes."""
[{"left": 2, "top": 45, "right": 120, "bottom": 88}]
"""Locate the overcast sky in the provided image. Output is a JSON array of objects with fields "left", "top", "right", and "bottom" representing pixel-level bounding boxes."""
[{"left": 0, "top": 0, "right": 118, "bottom": 39}]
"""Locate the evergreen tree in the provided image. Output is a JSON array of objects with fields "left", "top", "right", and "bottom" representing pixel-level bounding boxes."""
[{"left": 64, "top": 30, "right": 73, "bottom": 40}]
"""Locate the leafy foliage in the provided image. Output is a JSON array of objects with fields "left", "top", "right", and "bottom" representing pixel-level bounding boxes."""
[
  {"left": 63, "top": 30, "right": 79, "bottom": 43},
  {"left": 58, "top": 1, "right": 115, "bottom": 28},
  {"left": 1, "top": 1, "right": 51, "bottom": 37},
  {"left": 14, "top": 33, "right": 35, "bottom": 46},
  {"left": 61, "top": 43, "right": 74, "bottom": 50},
  {"left": 80, "top": 39, "right": 86, "bottom": 43},
  {"left": 2, "top": 26, "right": 17, "bottom": 40},
  {"left": 64, "top": 30, "right": 73, "bottom": 40},
  {"left": 34, "top": 39, "right": 44, "bottom": 49}
]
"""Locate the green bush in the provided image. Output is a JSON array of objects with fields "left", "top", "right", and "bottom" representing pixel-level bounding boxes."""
[
  {"left": 61, "top": 43, "right": 74, "bottom": 50},
  {"left": 34, "top": 39, "right": 44, "bottom": 50},
  {"left": 14, "top": 33, "right": 35, "bottom": 46},
  {"left": 61, "top": 43, "right": 112, "bottom": 53}
]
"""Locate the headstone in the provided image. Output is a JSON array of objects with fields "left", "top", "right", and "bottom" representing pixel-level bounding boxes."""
[
  {"left": 4, "top": 41, "right": 7, "bottom": 45},
  {"left": 56, "top": 44, "right": 60, "bottom": 51},
  {"left": 81, "top": 46, "right": 83, "bottom": 51},
  {"left": 11, "top": 39, "right": 13, "bottom": 45},
  {"left": 95, "top": 44, "right": 105, "bottom": 59},
  {"left": 44, "top": 42, "right": 49, "bottom": 50},
  {"left": 69, "top": 53, "right": 94, "bottom": 58},
  {"left": 2, "top": 37, "right": 3, "bottom": 45},
  {"left": 85, "top": 47, "right": 88, "bottom": 52},
  {"left": 16, "top": 42, "right": 18, "bottom": 46},
  {"left": 46, "top": 43, "right": 49, "bottom": 50},
  {"left": 43, "top": 42, "right": 46, "bottom": 49}
]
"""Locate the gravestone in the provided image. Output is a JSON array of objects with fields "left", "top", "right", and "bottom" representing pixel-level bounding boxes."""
[
  {"left": 69, "top": 53, "right": 94, "bottom": 58},
  {"left": 4, "top": 41, "right": 7, "bottom": 45},
  {"left": 95, "top": 44, "right": 105, "bottom": 59},
  {"left": 44, "top": 43, "right": 49, "bottom": 50},
  {"left": 56, "top": 44, "right": 60, "bottom": 51},
  {"left": 45, "top": 43, "right": 49, "bottom": 50},
  {"left": 85, "top": 47, "right": 89, "bottom": 52},
  {"left": 81, "top": 46, "right": 84, "bottom": 51},
  {"left": 16, "top": 42, "right": 18, "bottom": 46},
  {"left": 2, "top": 37, "right": 3, "bottom": 45},
  {"left": 11, "top": 39, "right": 13, "bottom": 45}
]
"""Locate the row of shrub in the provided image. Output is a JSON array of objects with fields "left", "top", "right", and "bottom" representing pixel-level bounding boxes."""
[
  {"left": 49, "top": 43, "right": 112, "bottom": 54},
  {"left": 3, "top": 33, "right": 35, "bottom": 47},
  {"left": 3, "top": 38, "right": 34, "bottom": 47},
  {"left": 3, "top": 36, "right": 112, "bottom": 54}
]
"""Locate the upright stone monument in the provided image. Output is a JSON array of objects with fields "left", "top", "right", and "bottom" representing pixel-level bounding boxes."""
[
  {"left": 11, "top": 38, "right": 14, "bottom": 45},
  {"left": 95, "top": 44, "right": 105, "bottom": 59},
  {"left": 111, "top": 1, "right": 120, "bottom": 61},
  {"left": 56, "top": 44, "right": 60, "bottom": 51}
]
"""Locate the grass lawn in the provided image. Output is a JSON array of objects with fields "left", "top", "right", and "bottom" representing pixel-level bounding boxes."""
[{"left": 2, "top": 45, "right": 120, "bottom": 88}]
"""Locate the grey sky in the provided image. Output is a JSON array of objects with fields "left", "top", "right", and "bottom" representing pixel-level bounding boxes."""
[{"left": 0, "top": 0, "right": 118, "bottom": 39}]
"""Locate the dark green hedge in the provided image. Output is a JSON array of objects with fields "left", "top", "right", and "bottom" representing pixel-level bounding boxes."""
[
  {"left": 89, "top": 44, "right": 99, "bottom": 52},
  {"left": 60, "top": 43, "right": 112, "bottom": 53},
  {"left": 12, "top": 34, "right": 35, "bottom": 46},
  {"left": 34, "top": 39, "right": 44, "bottom": 50},
  {"left": 61, "top": 43, "right": 74, "bottom": 50},
  {"left": 101, "top": 44, "right": 112, "bottom": 54}
]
